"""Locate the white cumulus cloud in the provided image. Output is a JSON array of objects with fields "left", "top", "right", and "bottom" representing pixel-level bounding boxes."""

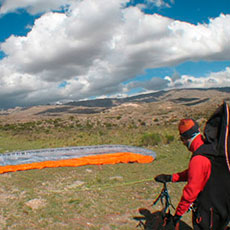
[
  {"left": 0, "top": 0, "right": 75, "bottom": 15},
  {"left": 0, "top": 0, "right": 230, "bottom": 108}
]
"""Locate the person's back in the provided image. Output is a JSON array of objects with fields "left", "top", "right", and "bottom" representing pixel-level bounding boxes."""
[
  {"left": 193, "top": 149, "right": 230, "bottom": 229},
  {"left": 155, "top": 103, "right": 230, "bottom": 229}
]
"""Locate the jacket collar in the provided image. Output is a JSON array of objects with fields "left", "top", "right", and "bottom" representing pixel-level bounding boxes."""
[{"left": 189, "top": 134, "right": 204, "bottom": 152}]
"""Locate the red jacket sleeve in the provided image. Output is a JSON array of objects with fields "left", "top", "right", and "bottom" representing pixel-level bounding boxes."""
[
  {"left": 174, "top": 155, "right": 211, "bottom": 216},
  {"left": 172, "top": 169, "right": 188, "bottom": 182}
]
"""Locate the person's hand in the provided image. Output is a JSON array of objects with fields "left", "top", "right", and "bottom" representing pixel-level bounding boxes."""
[
  {"left": 154, "top": 174, "right": 172, "bottom": 183},
  {"left": 172, "top": 214, "right": 181, "bottom": 229}
]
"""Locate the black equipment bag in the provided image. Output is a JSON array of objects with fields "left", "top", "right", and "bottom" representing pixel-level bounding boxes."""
[
  {"left": 193, "top": 102, "right": 230, "bottom": 229},
  {"left": 203, "top": 101, "right": 230, "bottom": 172}
]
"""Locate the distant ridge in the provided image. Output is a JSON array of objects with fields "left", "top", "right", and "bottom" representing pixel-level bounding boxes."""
[
  {"left": 65, "top": 90, "right": 168, "bottom": 107},
  {"left": 65, "top": 87, "right": 230, "bottom": 108},
  {"left": 1, "top": 86, "right": 230, "bottom": 125}
]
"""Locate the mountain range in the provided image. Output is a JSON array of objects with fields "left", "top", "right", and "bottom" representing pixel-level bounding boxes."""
[{"left": 1, "top": 87, "right": 230, "bottom": 124}]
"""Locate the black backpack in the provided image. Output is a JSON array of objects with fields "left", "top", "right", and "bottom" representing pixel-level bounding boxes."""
[
  {"left": 194, "top": 102, "right": 230, "bottom": 228},
  {"left": 203, "top": 101, "right": 230, "bottom": 172}
]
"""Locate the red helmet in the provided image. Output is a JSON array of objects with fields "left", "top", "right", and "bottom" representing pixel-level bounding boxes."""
[{"left": 178, "top": 119, "right": 199, "bottom": 139}]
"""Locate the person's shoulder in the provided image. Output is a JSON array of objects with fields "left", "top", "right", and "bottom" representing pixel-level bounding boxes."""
[{"left": 191, "top": 155, "right": 211, "bottom": 165}]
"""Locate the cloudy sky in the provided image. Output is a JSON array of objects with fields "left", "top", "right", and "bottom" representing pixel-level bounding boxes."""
[{"left": 0, "top": 0, "right": 230, "bottom": 108}]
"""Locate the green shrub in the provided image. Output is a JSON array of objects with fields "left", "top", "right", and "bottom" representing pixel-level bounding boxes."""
[
  {"left": 69, "top": 116, "right": 75, "bottom": 121},
  {"left": 116, "top": 115, "right": 122, "bottom": 120},
  {"left": 140, "top": 121, "right": 146, "bottom": 126},
  {"left": 140, "top": 132, "right": 161, "bottom": 146},
  {"left": 165, "top": 134, "right": 175, "bottom": 144},
  {"left": 104, "top": 122, "right": 113, "bottom": 128}
]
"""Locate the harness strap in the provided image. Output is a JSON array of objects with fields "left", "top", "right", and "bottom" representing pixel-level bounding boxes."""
[
  {"left": 196, "top": 216, "right": 202, "bottom": 224},
  {"left": 175, "top": 222, "right": 180, "bottom": 230},
  {"left": 210, "top": 207, "right": 214, "bottom": 230},
  {"left": 162, "top": 216, "right": 168, "bottom": 227}
]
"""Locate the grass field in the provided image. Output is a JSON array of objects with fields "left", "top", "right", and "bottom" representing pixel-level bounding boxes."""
[{"left": 0, "top": 121, "right": 194, "bottom": 229}]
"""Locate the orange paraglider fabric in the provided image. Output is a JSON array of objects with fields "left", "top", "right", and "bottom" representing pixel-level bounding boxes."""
[{"left": 0, "top": 152, "right": 154, "bottom": 174}]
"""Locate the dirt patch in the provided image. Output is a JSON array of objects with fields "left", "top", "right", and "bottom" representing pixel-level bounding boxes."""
[
  {"left": 0, "top": 187, "right": 17, "bottom": 204},
  {"left": 65, "top": 180, "right": 85, "bottom": 190},
  {"left": 0, "top": 215, "right": 6, "bottom": 229},
  {"left": 25, "top": 198, "right": 46, "bottom": 210},
  {"left": 100, "top": 211, "right": 134, "bottom": 229}
]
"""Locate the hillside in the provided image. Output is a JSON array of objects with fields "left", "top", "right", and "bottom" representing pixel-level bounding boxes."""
[
  {"left": 0, "top": 87, "right": 229, "bottom": 229},
  {"left": 0, "top": 87, "right": 229, "bottom": 126}
]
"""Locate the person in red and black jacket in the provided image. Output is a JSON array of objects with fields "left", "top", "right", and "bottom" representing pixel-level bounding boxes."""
[{"left": 155, "top": 119, "right": 230, "bottom": 230}]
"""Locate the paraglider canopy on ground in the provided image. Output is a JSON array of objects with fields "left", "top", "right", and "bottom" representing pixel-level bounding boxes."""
[{"left": 0, "top": 145, "right": 156, "bottom": 174}]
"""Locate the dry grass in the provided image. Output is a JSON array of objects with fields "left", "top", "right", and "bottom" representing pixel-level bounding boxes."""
[
  {"left": 0, "top": 123, "right": 193, "bottom": 229},
  {"left": 0, "top": 94, "right": 227, "bottom": 229}
]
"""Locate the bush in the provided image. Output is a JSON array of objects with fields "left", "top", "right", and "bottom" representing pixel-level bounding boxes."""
[
  {"left": 140, "top": 132, "right": 161, "bottom": 146},
  {"left": 140, "top": 121, "right": 146, "bottom": 126},
  {"left": 116, "top": 115, "right": 122, "bottom": 120},
  {"left": 165, "top": 134, "right": 175, "bottom": 144}
]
